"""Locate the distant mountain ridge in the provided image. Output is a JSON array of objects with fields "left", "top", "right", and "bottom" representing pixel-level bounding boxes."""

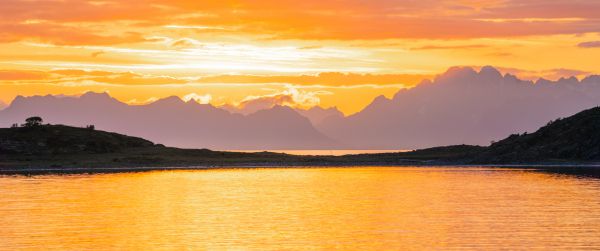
[
  {"left": 0, "top": 100, "right": 7, "bottom": 111},
  {"left": 0, "top": 93, "right": 340, "bottom": 149},
  {"left": 221, "top": 102, "right": 344, "bottom": 127},
  {"left": 2, "top": 66, "right": 600, "bottom": 150},
  {"left": 317, "top": 66, "right": 600, "bottom": 149},
  {"left": 2, "top": 106, "right": 600, "bottom": 172}
]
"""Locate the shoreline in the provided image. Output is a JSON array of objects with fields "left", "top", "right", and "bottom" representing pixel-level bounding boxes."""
[{"left": 2, "top": 162, "right": 600, "bottom": 175}]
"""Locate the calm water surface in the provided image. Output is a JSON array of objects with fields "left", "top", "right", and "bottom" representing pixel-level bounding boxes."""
[
  {"left": 225, "top": 149, "right": 408, "bottom": 156},
  {"left": 1, "top": 167, "right": 600, "bottom": 250}
]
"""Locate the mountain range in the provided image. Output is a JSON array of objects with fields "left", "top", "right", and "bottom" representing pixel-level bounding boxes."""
[
  {"left": 1, "top": 66, "right": 600, "bottom": 149},
  {"left": 0, "top": 93, "right": 339, "bottom": 149},
  {"left": 318, "top": 66, "right": 600, "bottom": 149},
  {"left": 221, "top": 103, "right": 344, "bottom": 127},
  {"left": 3, "top": 106, "right": 600, "bottom": 173}
]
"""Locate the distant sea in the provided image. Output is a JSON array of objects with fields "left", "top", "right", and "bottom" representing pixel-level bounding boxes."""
[{"left": 224, "top": 149, "right": 410, "bottom": 156}]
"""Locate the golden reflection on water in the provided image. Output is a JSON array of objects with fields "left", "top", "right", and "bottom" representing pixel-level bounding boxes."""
[
  {"left": 1, "top": 167, "right": 600, "bottom": 250},
  {"left": 225, "top": 149, "right": 408, "bottom": 156}
]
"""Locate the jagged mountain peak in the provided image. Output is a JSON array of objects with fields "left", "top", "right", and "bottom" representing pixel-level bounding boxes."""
[
  {"left": 80, "top": 91, "right": 112, "bottom": 100},
  {"left": 317, "top": 65, "right": 600, "bottom": 149},
  {"left": 435, "top": 66, "right": 478, "bottom": 81},
  {"left": 151, "top": 95, "right": 184, "bottom": 105},
  {"left": 0, "top": 93, "right": 341, "bottom": 149},
  {"left": 479, "top": 65, "right": 503, "bottom": 79}
]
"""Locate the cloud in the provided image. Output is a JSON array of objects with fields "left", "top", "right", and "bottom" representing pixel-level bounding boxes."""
[
  {"left": 477, "top": 1, "right": 600, "bottom": 19},
  {"left": 170, "top": 38, "right": 201, "bottom": 48},
  {"left": 544, "top": 69, "right": 592, "bottom": 79},
  {"left": 86, "top": 72, "right": 189, "bottom": 85},
  {"left": 163, "top": 25, "right": 230, "bottom": 31},
  {"left": 411, "top": 44, "right": 488, "bottom": 50},
  {"left": 127, "top": 97, "right": 159, "bottom": 105},
  {"left": 198, "top": 72, "right": 431, "bottom": 86},
  {"left": 0, "top": 70, "right": 49, "bottom": 80},
  {"left": 182, "top": 93, "right": 212, "bottom": 104},
  {"left": 0, "top": 23, "right": 146, "bottom": 45},
  {"left": 172, "top": 1, "right": 600, "bottom": 40},
  {"left": 0, "top": 69, "right": 190, "bottom": 85},
  {"left": 486, "top": 52, "right": 513, "bottom": 57},
  {"left": 299, "top": 45, "right": 323, "bottom": 50},
  {"left": 91, "top": 51, "right": 105, "bottom": 57},
  {"left": 0, "top": 0, "right": 166, "bottom": 23},
  {"left": 1, "top": 0, "right": 600, "bottom": 43},
  {"left": 3, "top": 66, "right": 597, "bottom": 89},
  {"left": 490, "top": 67, "right": 592, "bottom": 81},
  {"left": 229, "top": 86, "right": 326, "bottom": 114},
  {"left": 578, "top": 41, "right": 600, "bottom": 48},
  {"left": 0, "top": 68, "right": 430, "bottom": 87}
]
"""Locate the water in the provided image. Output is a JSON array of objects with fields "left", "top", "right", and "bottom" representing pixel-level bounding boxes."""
[
  {"left": 1, "top": 167, "right": 600, "bottom": 250},
  {"left": 225, "top": 149, "right": 409, "bottom": 156}
]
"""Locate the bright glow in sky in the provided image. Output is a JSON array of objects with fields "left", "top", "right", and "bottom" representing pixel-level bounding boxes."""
[{"left": 1, "top": 0, "right": 600, "bottom": 114}]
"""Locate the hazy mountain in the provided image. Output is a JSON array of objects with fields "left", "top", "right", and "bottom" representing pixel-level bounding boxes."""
[
  {"left": 317, "top": 66, "right": 600, "bottom": 149},
  {"left": 0, "top": 100, "right": 6, "bottom": 111},
  {"left": 295, "top": 106, "right": 344, "bottom": 127},
  {"left": 0, "top": 93, "right": 340, "bottom": 150},
  {"left": 221, "top": 103, "right": 343, "bottom": 127},
  {"left": 4, "top": 66, "right": 600, "bottom": 150}
]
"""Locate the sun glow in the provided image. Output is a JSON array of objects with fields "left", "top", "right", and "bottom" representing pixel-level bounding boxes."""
[{"left": 1, "top": 0, "right": 600, "bottom": 114}]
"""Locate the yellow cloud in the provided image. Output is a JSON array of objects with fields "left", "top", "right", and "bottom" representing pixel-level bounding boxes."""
[{"left": 182, "top": 93, "right": 212, "bottom": 104}]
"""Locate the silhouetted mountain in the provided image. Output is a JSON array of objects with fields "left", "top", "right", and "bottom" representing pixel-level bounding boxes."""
[
  {"left": 221, "top": 103, "right": 343, "bottom": 127},
  {"left": 4, "top": 66, "right": 600, "bottom": 150},
  {"left": 0, "top": 93, "right": 340, "bottom": 149},
  {"left": 295, "top": 106, "right": 344, "bottom": 126},
  {"left": 318, "top": 66, "right": 600, "bottom": 149},
  {"left": 473, "top": 106, "right": 600, "bottom": 163}
]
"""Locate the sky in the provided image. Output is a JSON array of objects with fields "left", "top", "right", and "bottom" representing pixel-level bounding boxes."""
[{"left": 1, "top": 0, "right": 600, "bottom": 114}]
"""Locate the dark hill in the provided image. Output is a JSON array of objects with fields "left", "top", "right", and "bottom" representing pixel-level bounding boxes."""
[
  {"left": 473, "top": 106, "right": 600, "bottom": 163},
  {"left": 0, "top": 93, "right": 341, "bottom": 150},
  {"left": 0, "top": 125, "right": 154, "bottom": 155}
]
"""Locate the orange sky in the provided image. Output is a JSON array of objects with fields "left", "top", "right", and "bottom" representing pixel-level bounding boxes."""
[{"left": 1, "top": 0, "right": 600, "bottom": 114}]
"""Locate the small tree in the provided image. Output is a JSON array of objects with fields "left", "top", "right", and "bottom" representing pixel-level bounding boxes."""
[{"left": 24, "top": 116, "right": 43, "bottom": 127}]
